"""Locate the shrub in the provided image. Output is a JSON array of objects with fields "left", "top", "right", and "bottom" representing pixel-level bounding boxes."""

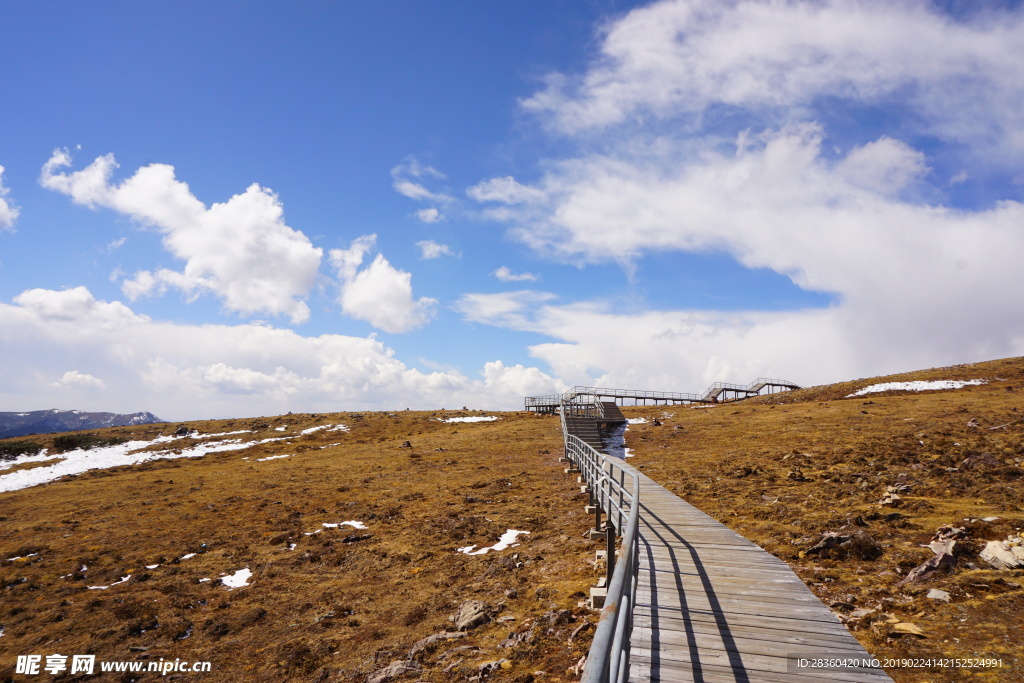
[
  {"left": 0, "top": 440, "right": 45, "bottom": 461},
  {"left": 52, "top": 434, "right": 128, "bottom": 453}
]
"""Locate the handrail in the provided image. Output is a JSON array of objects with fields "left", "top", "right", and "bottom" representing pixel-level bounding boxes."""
[{"left": 560, "top": 401, "right": 641, "bottom": 683}]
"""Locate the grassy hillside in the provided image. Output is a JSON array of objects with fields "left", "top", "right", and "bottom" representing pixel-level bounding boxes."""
[
  {"left": 0, "top": 412, "right": 597, "bottom": 681},
  {"left": 625, "top": 356, "right": 1024, "bottom": 681},
  {"left": 2, "top": 357, "right": 1022, "bottom": 682}
]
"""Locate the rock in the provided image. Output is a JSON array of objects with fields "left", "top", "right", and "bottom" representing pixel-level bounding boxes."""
[
  {"left": 980, "top": 541, "right": 1024, "bottom": 570},
  {"left": 400, "top": 441, "right": 412, "bottom": 448},
  {"left": 849, "top": 607, "right": 876, "bottom": 620},
  {"left": 409, "top": 631, "right": 467, "bottom": 658},
  {"left": 879, "top": 492, "right": 902, "bottom": 507},
  {"left": 368, "top": 660, "right": 421, "bottom": 683},
  {"left": 961, "top": 452, "right": 1001, "bottom": 470},
  {"left": 899, "top": 552, "right": 955, "bottom": 584},
  {"left": 926, "top": 589, "right": 951, "bottom": 602},
  {"left": 452, "top": 600, "right": 491, "bottom": 630},
  {"left": 174, "top": 425, "right": 191, "bottom": 436},
  {"left": 891, "top": 622, "right": 925, "bottom": 637}
]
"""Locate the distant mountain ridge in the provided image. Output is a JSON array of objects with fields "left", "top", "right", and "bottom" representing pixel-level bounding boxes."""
[{"left": 0, "top": 409, "right": 166, "bottom": 439}]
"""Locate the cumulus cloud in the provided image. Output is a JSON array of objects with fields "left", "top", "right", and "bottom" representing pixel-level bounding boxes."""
[
  {"left": 390, "top": 158, "right": 453, "bottom": 203},
  {"left": 493, "top": 266, "right": 539, "bottom": 282},
  {"left": 416, "top": 240, "right": 458, "bottom": 259},
  {"left": 0, "top": 165, "right": 20, "bottom": 231},
  {"left": 39, "top": 149, "right": 322, "bottom": 324},
  {"left": 329, "top": 235, "right": 437, "bottom": 333},
  {"left": 0, "top": 287, "right": 563, "bottom": 416},
  {"left": 51, "top": 370, "right": 106, "bottom": 390},
  {"left": 416, "top": 207, "right": 443, "bottom": 223},
  {"left": 523, "top": 0, "right": 1024, "bottom": 153}
]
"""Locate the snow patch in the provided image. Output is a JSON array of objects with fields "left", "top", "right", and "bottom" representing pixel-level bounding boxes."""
[
  {"left": 627, "top": 417, "right": 648, "bottom": 424},
  {"left": 457, "top": 529, "right": 530, "bottom": 555},
  {"left": 603, "top": 423, "right": 633, "bottom": 459},
  {"left": 849, "top": 379, "right": 987, "bottom": 397},
  {"left": 441, "top": 416, "right": 499, "bottom": 423},
  {"left": 255, "top": 454, "right": 291, "bottom": 461},
  {"left": 88, "top": 575, "right": 131, "bottom": 590},
  {"left": 221, "top": 567, "right": 251, "bottom": 588}
]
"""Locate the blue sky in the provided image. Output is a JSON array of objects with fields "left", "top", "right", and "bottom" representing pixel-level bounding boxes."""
[{"left": 2, "top": 0, "right": 1023, "bottom": 419}]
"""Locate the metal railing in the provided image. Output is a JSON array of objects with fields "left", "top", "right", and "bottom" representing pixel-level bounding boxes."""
[{"left": 560, "top": 402, "right": 641, "bottom": 683}]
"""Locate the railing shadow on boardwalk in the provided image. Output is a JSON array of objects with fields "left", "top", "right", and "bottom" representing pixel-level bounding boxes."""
[{"left": 638, "top": 503, "right": 750, "bottom": 683}]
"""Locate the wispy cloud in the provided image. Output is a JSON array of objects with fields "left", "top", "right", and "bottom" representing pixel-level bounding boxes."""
[
  {"left": 0, "top": 165, "right": 20, "bottom": 231},
  {"left": 390, "top": 158, "right": 453, "bottom": 203},
  {"left": 416, "top": 240, "right": 458, "bottom": 259},
  {"left": 493, "top": 266, "right": 538, "bottom": 282}
]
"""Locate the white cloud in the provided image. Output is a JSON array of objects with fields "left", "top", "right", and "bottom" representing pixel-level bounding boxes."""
[
  {"left": 522, "top": 0, "right": 1024, "bottom": 153},
  {"left": 416, "top": 240, "right": 458, "bottom": 259},
  {"left": 0, "top": 286, "right": 565, "bottom": 417},
  {"left": 454, "top": 290, "right": 557, "bottom": 333},
  {"left": 106, "top": 236, "right": 127, "bottom": 251},
  {"left": 39, "top": 149, "right": 322, "bottom": 324},
  {"left": 416, "top": 207, "right": 443, "bottom": 223},
  {"left": 0, "top": 165, "right": 20, "bottom": 231},
  {"left": 329, "top": 235, "right": 437, "bottom": 333},
  {"left": 493, "top": 266, "right": 539, "bottom": 282},
  {"left": 51, "top": 370, "right": 106, "bottom": 390},
  {"left": 467, "top": 176, "right": 546, "bottom": 204},
  {"left": 390, "top": 158, "right": 453, "bottom": 203}
]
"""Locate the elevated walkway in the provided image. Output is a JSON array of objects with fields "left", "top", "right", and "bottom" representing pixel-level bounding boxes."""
[
  {"left": 559, "top": 400, "right": 891, "bottom": 682},
  {"left": 525, "top": 378, "right": 800, "bottom": 413}
]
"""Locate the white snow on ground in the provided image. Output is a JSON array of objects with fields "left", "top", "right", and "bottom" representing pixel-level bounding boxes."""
[
  {"left": 690, "top": 404, "right": 716, "bottom": 409},
  {"left": 457, "top": 529, "right": 530, "bottom": 555},
  {"left": 6, "top": 553, "right": 38, "bottom": 561},
  {"left": 305, "top": 521, "right": 367, "bottom": 535},
  {"left": 0, "top": 449, "right": 58, "bottom": 471},
  {"left": 145, "top": 564, "right": 160, "bottom": 569},
  {"left": 192, "top": 429, "right": 252, "bottom": 438},
  {"left": 327, "top": 424, "right": 350, "bottom": 432},
  {"left": 255, "top": 454, "right": 291, "bottom": 461},
  {"left": 441, "top": 416, "right": 499, "bottom": 423},
  {"left": 88, "top": 575, "right": 131, "bottom": 590},
  {"left": 323, "top": 521, "right": 367, "bottom": 530},
  {"left": 300, "top": 425, "right": 326, "bottom": 435},
  {"left": 0, "top": 435, "right": 295, "bottom": 493},
  {"left": 627, "top": 417, "right": 648, "bottom": 424},
  {"left": 220, "top": 567, "right": 251, "bottom": 589},
  {"left": 603, "top": 423, "right": 633, "bottom": 459},
  {"left": 180, "top": 553, "right": 196, "bottom": 560},
  {"left": 849, "top": 379, "right": 987, "bottom": 397},
  {"left": 274, "top": 426, "right": 287, "bottom": 431}
]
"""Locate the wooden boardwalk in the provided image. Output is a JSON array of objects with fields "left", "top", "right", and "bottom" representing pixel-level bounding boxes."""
[{"left": 625, "top": 467, "right": 892, "bottom": 682}]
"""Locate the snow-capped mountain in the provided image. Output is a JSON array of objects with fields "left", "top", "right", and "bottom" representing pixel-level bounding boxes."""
[{"left": 0, "top": 409, "right": 166, "bottom": 439}]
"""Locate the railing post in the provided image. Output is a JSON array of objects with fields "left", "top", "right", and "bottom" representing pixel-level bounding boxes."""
[{"left": 606, "top": 521, "right": 616, "bottom": 583}]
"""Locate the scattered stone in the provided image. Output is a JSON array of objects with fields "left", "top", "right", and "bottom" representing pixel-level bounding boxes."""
[
  {"left": 961, "top": 452, "right": 1001, "bottom": 470},
  {"left": 399, "top": 441, "right": 412, "bottom": 448},
  {"left": 891, "top": 622, "right": 925, "bottom": 638},
  {"left": 926, "top": 589, "right": 951, "bottom": 602},
  {"left": 980, "top": 539, "right": 1024, "bottom": 570},
  {"left": 408, "top": 631, "right": 467, "bottom": 658},
  {"left": 899, "top": 551, "right": 955, "bottom": 584},
  {"left": 174, "top": 425, "right": 192, "bottom": 436},
  {"left": 452, "top": 600, "right": 492, "bottom": 631},
  {"left": 368, "top": 660, "right": 421, "bottom": 683}
]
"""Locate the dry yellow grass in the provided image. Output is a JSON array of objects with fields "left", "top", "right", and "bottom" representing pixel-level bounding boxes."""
[
  {"left": 624, "top": 356, "right": 1024, "bottom": 682},
  {"left": 1, "top": 411, "right": 601, "bottom": 681},
  {"left": 2, "top": 357, "right": 1022, "bottom": 682}
]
